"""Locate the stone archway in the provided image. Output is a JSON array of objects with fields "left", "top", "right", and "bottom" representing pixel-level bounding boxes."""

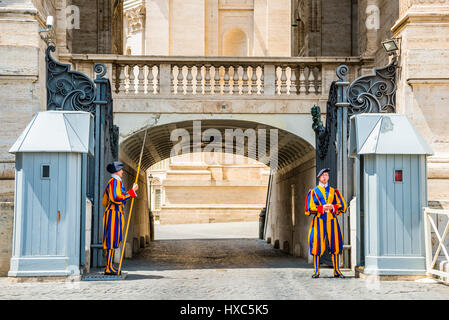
[{"left": 117, "top": 117, "right": 317, "bottom": 259}]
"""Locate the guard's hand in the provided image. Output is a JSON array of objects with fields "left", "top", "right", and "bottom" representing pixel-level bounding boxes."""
[
  {"left": 324, "top": 204, "right": 333, "bottom": 211},
  {"left": 133, "top": 183, "right": 139, "bottom": 192}
]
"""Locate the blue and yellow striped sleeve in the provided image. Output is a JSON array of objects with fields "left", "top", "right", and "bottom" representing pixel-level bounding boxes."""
[
  {"left": 108, "top": 179, "right": 136, "bottom": 204},
  {"left": 305, "top": 189, "right": 319, "bottom": 216},
  {"left": 332, "top": 188, "right": 347, "bottom": 215}
]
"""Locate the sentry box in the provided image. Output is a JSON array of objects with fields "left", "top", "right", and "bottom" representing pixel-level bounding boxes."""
[
  {"left": 8, "top": 111, "right": 94, "bottom": 278},
  {"left": 349, "top": 114, "right": 433, "bottom": 276}
]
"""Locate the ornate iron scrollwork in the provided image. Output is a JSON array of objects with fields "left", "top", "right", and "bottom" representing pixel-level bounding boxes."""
[
  {"left": 312, "top": 81, "right": 338, "bottom": 160},
  {"left": 347, "top": 57, "right": 397, "bottom": 114},
  {"left": 46, "top": 45, "right": 96, "bottom": 112}
]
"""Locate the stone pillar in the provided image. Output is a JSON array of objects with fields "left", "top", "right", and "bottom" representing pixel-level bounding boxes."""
[
  {"left": 145, "top": 0, "right": 170, "bottom": 55},
  {"left": 0, "top": 0, "right": 60, "bottom": 276},
  {"left": 124, "top": 0, "right": 145, "bottom": 55},
  {"left": 358, "top": 0, "right": 381, "bottom": 73},
  {"left": 392, "top": 0, "right": 449, "bottom": 201}
]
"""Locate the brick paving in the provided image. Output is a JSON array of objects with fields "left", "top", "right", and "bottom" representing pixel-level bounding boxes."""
[{"left": 0, "top": 222, "right": 448, "bottom": 300}]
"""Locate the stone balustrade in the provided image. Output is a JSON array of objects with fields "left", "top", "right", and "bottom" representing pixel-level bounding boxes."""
[{"left": 68, "top": 55, "right": 361, "bottom": 100}]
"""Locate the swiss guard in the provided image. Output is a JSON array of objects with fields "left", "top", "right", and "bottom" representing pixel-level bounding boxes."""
[
  {"left": 304, "top": 168, "right": 347, "bottom": 279},
  {"left": 102, "top": 161, "right": 139, "bottom": 275}
]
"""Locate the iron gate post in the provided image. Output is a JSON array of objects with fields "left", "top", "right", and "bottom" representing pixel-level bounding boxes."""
[{"left": 335, "top": 65, "right": 351, "bottom": 269}]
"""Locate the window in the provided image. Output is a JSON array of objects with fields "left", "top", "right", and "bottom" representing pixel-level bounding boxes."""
[
  {"left": 155, "top": 189, "right": 161, "bottom": 211},
  {"left": 41, "top": 165, "right": 50, "bottom": 179},
  {"left": 394, "top": 170, "right": 403, "bottom": 183}
]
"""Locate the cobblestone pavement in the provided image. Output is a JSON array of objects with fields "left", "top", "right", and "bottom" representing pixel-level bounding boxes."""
[{"left": 1, "top": 222, "right": 448, "bottom": 300}]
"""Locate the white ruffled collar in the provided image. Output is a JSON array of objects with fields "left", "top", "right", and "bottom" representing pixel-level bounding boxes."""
[
  {"left": 318, "top": 182, "right": 328, "bottom": 188},
  {"left": 111, "top": 173, "right": 122, "bottom": 182}
]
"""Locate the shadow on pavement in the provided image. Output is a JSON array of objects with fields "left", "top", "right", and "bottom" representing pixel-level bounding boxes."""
[{"left": 120, "top": 238, "right": 318, "bottom": 272}]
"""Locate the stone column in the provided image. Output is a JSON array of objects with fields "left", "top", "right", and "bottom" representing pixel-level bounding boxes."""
[
  {"left": 124, "top": 0, "right": 146, "bottom": 55},
  {"left": 393, "top": 0, "right": 449, "bottom": 201}
]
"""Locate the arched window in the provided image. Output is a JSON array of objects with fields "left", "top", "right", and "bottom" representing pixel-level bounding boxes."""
[{"left": 223, "top": 28, "right": 248, "bottom": 56}]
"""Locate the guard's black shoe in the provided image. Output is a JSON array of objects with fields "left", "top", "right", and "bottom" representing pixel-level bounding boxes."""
[
  {"left": 334, "top": 274, "right": 345, "bottom": 278},
  {"left": 104, "top": 271, "right": 118, "bottom": 276},
  {"left": 312, "top": 274, "right": 320, "bottom": 279}
]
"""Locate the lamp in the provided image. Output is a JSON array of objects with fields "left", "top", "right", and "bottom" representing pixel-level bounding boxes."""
[
  {"left": 382, "top": 39, "right": 399, "bottom": 56},
  {"left": 39, "top": 16, "right": 55, "bottom": 46}
]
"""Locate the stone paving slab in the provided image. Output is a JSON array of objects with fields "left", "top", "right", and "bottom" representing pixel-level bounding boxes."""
[{"left": 1, "top": 222, "right": 448, "bottom": 300}]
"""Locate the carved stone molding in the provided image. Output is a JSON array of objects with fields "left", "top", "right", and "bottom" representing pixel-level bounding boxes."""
[
  {"left": 400, "top": 0, "right": 449, "bottom": 16},
  {"left": 125, "top": 4, "right": 146, "bottom": 34},
  {"left": 395, "top": 0, "right": 449, "bottom": 34}
]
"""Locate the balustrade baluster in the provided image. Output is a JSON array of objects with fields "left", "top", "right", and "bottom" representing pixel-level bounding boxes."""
[
  {"left": 280, "top": 66, "right": 288, "bottom": 95},
  {"left": 275, "top": 66, "right": 281, "bottom": 95},
  {"left": 313, "top": 66, "right": 321, "bottom": 95},
  {"left": 154, "top": 65, "right": 160, "bottom": 94},
  {"left": 205, "top": 65, "right": 211, "bottom": 95},
  {"left": 232, "top": 66, "right": 239, "bottom": 95},
  {"left": 147, "top": 65, "right": 154, "bottom": 94},
  {"left": 303, "top": 66, "right": 310, "bottom": 95},
  {"left": 195, "top": 65, "right": 203, "bottom": 95},
  {"left": 213, "top": 66, "right": 220, "bottom": 95},
  {"left": 308, "top": 67, "right": 316, "bottom": 94},
  {"left": 177, "top": 65, "right": 184, "bottom": 95},
  {"left": 290, "top": 66, "right": 297, "bottom": 95},
  {"left": 242, "top": 66, "right": 249, "bottom": 95},
  {"left": 224, "top": 66, "right": 230, "bottom": 94},
  {"left": 250, "top": 66, "right": 257, "bottom": 95},
  {"left": 129, "top": 64, "right": 136, "bottom": 94},
  {"left": 137, "top": 64, "right": 145, "bottom": 94},
  {"left": 118, "top": 64, "right": 126, "bottom": 94},
  {"left": 186, "top": 66, "right": 193, "bottom": 94},
  {"left": 170, "top": 65, "right": 175, "bottom": 94}
]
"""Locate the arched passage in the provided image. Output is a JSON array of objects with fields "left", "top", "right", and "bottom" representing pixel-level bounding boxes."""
[{"left": 117, "top": 117, "right": 317, "bottom": 261}]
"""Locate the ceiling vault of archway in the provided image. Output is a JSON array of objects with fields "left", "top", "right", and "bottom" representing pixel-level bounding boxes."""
[{"left": 120, "top": 119, "right": 315, "bottom": 172}]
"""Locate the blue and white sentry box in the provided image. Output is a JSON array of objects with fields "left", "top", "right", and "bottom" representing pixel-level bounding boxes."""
[
  {"left": 349, "top": 114, "right": 434, "bottom": 276},
  {"left": 8, "top": 111, "right": 94, "bottom": 277}
]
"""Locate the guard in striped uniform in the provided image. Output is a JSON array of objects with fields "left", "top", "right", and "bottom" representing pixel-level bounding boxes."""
[
  {"left": 305, "top": 168, "right": 347, "bottom": 278},
  {"left": 102, "top": 161, "right": 138, "bottom": 275}
]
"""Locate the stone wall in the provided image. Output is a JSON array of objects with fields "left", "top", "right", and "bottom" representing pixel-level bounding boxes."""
[
  {"left": 0, "top": 202, "right": 14, "bottom": 276},
  {"left": 143, "top": 0, "right": 291, "bottom": 56},
  {"left": 266, "top": 156, "right": 316, "bottom": 259},
  {"left": 120, "top": 162, "right": 150, "bottom": 258},
  {"left": 71, "top": 0, "right": 123, "bottom": 54},
  {"left": 393, "top": 0, "right": 449, "bottom": 201},
  {"left": 292, "top": 0, "right": 354, "bottom": 57},
  {"left": 0, "top": 1, "right": 56, "bottom": 202}
]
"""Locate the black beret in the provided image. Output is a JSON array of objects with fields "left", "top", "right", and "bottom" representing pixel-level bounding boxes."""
[
  {"left": 317, "top": 168, "right": 330, "bottom": 178},
  {"left": 107, "top": 161, "right": 124, "bottom": 174}
]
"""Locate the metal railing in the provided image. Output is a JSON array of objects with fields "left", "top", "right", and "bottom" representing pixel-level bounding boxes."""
[{"left": 423, "top": 207, "right": 449, "bottom": 281}]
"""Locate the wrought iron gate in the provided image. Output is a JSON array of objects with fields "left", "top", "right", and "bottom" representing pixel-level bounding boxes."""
[
  {"left": 311, "top": 58, "right": 398, "bottom": 267},
  {"left": 46, "top": 45, "right": 119, "bottom": 268}
]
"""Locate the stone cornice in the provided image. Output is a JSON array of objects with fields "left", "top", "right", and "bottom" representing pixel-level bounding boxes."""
[{"left": 392, "top": 10, "right": 449, "bottom": 34}]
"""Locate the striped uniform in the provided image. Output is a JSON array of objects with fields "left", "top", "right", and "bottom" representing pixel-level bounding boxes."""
[
  {"left": 102, "top": 177, "right": 136, "bottom": 274},
  {"left": 304, "top": 185, "right": 347, "bottom": 276}
]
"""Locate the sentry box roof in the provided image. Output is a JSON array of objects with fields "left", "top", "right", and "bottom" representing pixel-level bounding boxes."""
[
  {"left": 9, "top": 111, "right": 94, "bottom": 156},
  {"left": 349, "top": 114, "right": 433, "bottom": 158}
]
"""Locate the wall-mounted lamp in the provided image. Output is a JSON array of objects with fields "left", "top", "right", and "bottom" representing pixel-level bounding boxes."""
[
  {"left": 39, "top": 16, "right": 55, "bottom": 46},
  {"left": 382, "top": 39, "right": 399, "bottom": 56}
]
